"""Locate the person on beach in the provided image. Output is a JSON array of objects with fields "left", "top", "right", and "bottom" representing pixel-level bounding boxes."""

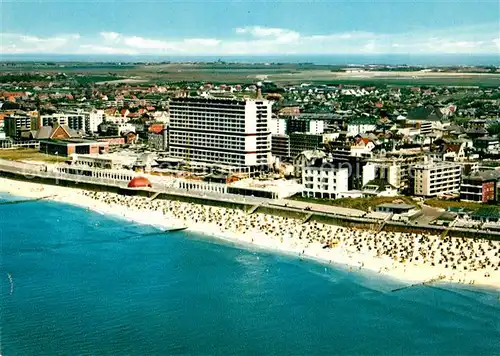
[{"left": 69, "top": 189, "right": 500, "bottom": 288}]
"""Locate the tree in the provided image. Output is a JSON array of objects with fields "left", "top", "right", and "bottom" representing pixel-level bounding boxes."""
[{"left": 487, "top": 122, "right": 500, "bottom": 136}]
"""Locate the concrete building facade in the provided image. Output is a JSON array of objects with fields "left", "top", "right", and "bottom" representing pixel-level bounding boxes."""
[
  {"left": 40, "top": 113, "right": 87, "bottom": 133},
  {"left": 4, "top": 115, "right": 38, "bottom": 138},
  {"left": 460, "top": 171, "right": 500, "bottom": 203},
  {"left": 410, "top": 161, "right": 462, "bottom": 197},
  {"left": 169, "top": 97, "right": 272, "bottom": 169},
  {"left": 271, "top": 134, "right": 291, "bottom": 159},
  {"left": 302, "top": 163, "right": 349, "bottom": 199}
]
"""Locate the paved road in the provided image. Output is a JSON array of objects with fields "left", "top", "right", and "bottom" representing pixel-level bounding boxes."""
[{"left": 413, "top": 203, "right": 445, "bottom": 225}]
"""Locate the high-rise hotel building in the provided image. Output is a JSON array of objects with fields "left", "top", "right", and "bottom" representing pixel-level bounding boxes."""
[{"left": 169, "top": 97, "right": 272, "bottom": 169}]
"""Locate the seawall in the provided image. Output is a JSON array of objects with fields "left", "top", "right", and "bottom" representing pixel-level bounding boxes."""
[{"left": 1, "top": 170, "right": 499, "bottom": 241}]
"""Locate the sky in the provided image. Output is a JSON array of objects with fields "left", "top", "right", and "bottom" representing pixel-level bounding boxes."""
[{"left": 1, "top": 0, "right": 499, "bottom": 56}]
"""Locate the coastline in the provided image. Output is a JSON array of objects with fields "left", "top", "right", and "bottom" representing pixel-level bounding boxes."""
[{"left": 1, "top": 177, "right": 499, "bottom": 291}]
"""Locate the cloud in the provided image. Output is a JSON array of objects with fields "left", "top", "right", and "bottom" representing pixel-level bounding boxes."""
[
  {"left": 236, "top": 26, "right": 298, "bottom": 38},
  {"left": 78, "top": 44, "right": 138, "bottom": 55},
  {"left": 0, "top": 33, "right": 81, "bottom": 53},
  {"left": 183, "top": 38, "right": 221, "bottom": 46},
  {"left": 235, "top": 26, "right": 300, "bottom": 44},
  {"left": 122, "top": 36, "right": 178, "bottom": 50},
  {"left": 1, "top": 22, "right": 499, "bottom": 55},
  {"left": 100, "top": 32, "right": 120, "bottom": 41},
  {"left": 361, "top": 41, "right": 377, "bottom": 53}
]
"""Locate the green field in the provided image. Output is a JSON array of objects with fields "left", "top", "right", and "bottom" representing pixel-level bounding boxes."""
[
  {"left": 0, "top": 149, "right": 67, "bottom": 163},
  {"left": 424, "top": 198, "right": 491, "bottom": 211},
  {"left": 1, "top": 62, "right": 499, "bottom": 86},
  {"left": 287, "top": 194, "right": 418, "bottom": 212}
]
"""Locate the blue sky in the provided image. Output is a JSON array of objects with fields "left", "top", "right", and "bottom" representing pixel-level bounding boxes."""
[{"left": 1, "top": 0, "right": 499, "bottom": 55}]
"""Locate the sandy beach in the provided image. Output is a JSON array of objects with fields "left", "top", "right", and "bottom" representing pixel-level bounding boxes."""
[{"left": 1, "top": 177, "right": 499, "bottom": 290}]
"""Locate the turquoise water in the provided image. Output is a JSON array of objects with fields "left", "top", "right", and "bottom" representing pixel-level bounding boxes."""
[
  {"left": 1, "top": 195, "right": 499, "bottom": 355},
  {"left": 3, "top": 54, "right": 499, "bottom": 66}
]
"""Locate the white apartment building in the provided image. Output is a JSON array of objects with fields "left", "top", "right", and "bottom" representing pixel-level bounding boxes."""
[
  {"left": 411, "top": 160, "right": 462, "bottom": 197},
  {"left": 308, "top": 120, "right": 325, "bottom": 134},
  {"left": 40, "top": 110, "right": 104, "bottom": 134},
  {"left": 302, "top": 163, "right": 349, "bottom": 199},
  {"left": 347, "top": 122, "right": 377, "bottom": 137},
  {"left": 168, "top": 97, "right": 272, "bottom": 169},
  {"left": 270, "top": 117, "right": 286, "bottom": 135},
  {"left": 89, "top": 109, "right": 104, "bottom": 133},
  {"left": 105, "top": 116, "right": 129, "bottom": 125},
  {"left": 40, "top": 112, "right": 91, "bottom": 133},
  {"left": 67, "top": 109, "right": 104, "bottom": 133}
]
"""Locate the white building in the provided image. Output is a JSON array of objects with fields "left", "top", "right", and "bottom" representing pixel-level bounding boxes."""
[
  {"left": 89, "top": 109, "right": 104, "bottom": 133},
  {"left": 105, "top": 116, "right": 129, "bottom": 125},
  {"left": 117, "top": 123, "right": 136, "bottom": 135},
  {"left": 309, "top": 120, "right": 325, "bottom": 134},
  {"left": 362, "top": 162, "right": 376, "bottom": 186},
  {"left": 168, "top": 97, "right": 272, "bottom": 169},
  {"left": 40, "top": 113, "right": 86, "bottom": 132},
  {"left": 40, "top": 110, "right": 103, "bottom": 134},
  {"left": 270, "top": 117, "right": 286, "bottom": 135},
  {"left": 411, "top": 160, "right": 462, "bottom": 197},
  {"left": 302, "top": 163, "right": 349, "bottom": 199},
  {"left": 152, "top": 111, "right": 170, "bottom": 124},
  {"left": 347, "top": 119, "right": 377, "bottom": 137}
]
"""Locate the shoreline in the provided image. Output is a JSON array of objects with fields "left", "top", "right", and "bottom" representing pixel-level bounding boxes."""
[{"left": 1, "top": 177, "right": 499, "bottom": 291}]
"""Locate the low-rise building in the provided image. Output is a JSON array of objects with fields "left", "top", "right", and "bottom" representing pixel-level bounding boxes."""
[
  {"left": 474, "top": 136, "right": 500, "bottom": 154},
  {"left": 362, "top": 179, "right": 398, "bottom": 197},
  {"left": 376, "top": 203, "right": 416, "bottom": 214},
  {"left": 40, "top": 139, "right": 109, "bottom": 156},
  {"left": 293, "top": 150, "right": 326, "bottom": 178},
  {"left": 347, "top": 117, "right": 377, "bottom": 137}
]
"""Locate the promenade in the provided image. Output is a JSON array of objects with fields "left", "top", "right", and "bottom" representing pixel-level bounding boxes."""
[{"left": 1, "top": 158, "right": 499, "bottom": 240}]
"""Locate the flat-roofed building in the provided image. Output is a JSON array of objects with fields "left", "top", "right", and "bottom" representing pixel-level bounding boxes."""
[
  {"left": 410, "top": 160, "right": 462, "bottom": 197},
  {"left": 474, "top": 136, "right": 500, "bottom": 154},
  {"left": 302, "top": 159, "right": 349, "bottom": 199},
  {"left": 271, "top": 134, "right": 291, "bottom": 159},
  {"left": 168, "top": 97, "right": 272, "bottom": 170},
  {"left": 270, "top": 117, "right": 286, "bottom": 135},
  {"left": 460, "top": 170, "right": 500, "bottom": 203},
  {"left": 286, "top": 118, "right": 325, "bottom": 135},
  {"left": 289, "top": 132, "right": 338, "bottom": 158},
  {"left": 4, "top": 115, "right": 38, "bottom": 138},
  {"left": 39, "top": 139, "right": 109, "bottom": 157},
  {"left": 40, "top": 112, "right": 88, "bottom": 133}
]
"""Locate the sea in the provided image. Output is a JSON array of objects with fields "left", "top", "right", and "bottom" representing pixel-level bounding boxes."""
[
  {"left": 2, "top": 54, "right": 499, "bottom": 66},
  {"left": 1, "top": 193, "right": 499, "bottom": 356}
]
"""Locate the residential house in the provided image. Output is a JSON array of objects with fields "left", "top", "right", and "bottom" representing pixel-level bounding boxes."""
[
  {"left": 362, "top": 179, "right": 398, "bottom": 197},
  {"left": 293, "top": 150, "right": 326, "bottom": 178},
  {"left": 347, "top": 117, "right": 377, "bottom": 137},
  {"left": 474, "top": 136, "right": 499, "bottom": 155}
]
